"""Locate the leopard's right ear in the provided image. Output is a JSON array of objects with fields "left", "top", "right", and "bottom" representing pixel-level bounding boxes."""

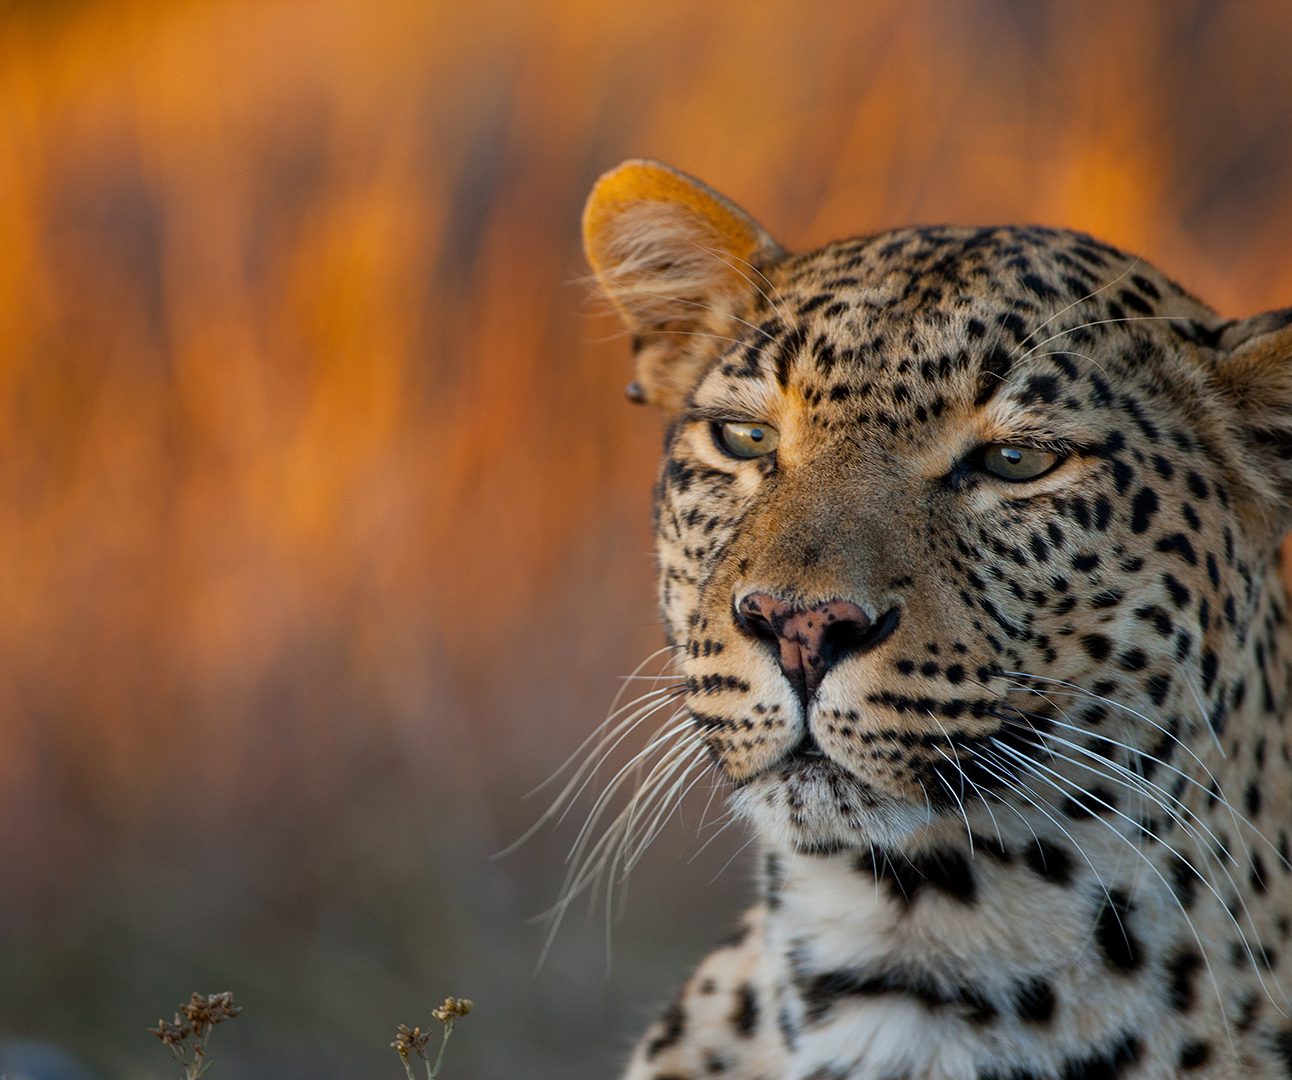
[
  {"left": 1215, "top": 306, "right": 1292, "bottom": 531},
  {"left": 582, "top": 160, "right": 784, "bottom": 412}
]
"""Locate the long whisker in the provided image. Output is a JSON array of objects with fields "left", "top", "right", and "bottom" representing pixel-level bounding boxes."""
[
  {"left": 527, "top": 644, "right": 683, "bottom": 798},
  {"left": 926, "top": 710, "right": 975, "bottom": 857},
  {"left": 991, "top": 738, "right": 1286, "bottom": 1017},
  {"left": 1017, "top": 314, "right": 1196, "bottom": 364},
  {"left": 566, "top": 713, "right": 694, "bottom": 860},
  {"left": 966, "top": 745, "right": 1120, "bottom": 911},
  {"left": 1000, "top": 670, "right": 1288, "bottom": 870},
  {"left": 687, "top": 239, "right": 795, "bottom": 330},
  {"left": 494, "top": 684, "right": 688, "bottom": 859},
  {"left": 994, "top": 701, "right": 1238, "bottom": 866},
  {"left": 993, "top": 671, "right": 1292, "bottom": 1012},
  {"left": 536, "top": 726, "right": 706, "bottom": 966},
  {"left": 981, "top": 739, "right": 1242, "bottom": 1054},
  {"left": 1016, "top": 258, "right": 1141, "bottom": 351}
]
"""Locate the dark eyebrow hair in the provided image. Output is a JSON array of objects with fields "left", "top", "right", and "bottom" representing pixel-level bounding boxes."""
[
  {"left": 682, "top": 404, "right": 765, "bottom": 424},
  {"left": 972, "top": 345, "right": 1016, "bottom": 407}
]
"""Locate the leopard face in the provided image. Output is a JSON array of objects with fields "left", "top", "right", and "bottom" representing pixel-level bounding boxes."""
[{"left": 584, "top": 160, "right": 1292, "bottom": 857}]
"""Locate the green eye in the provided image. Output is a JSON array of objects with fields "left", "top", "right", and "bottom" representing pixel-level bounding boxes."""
[
  {"left": 979, "top": 444, "right": 1060, "bottom": 481},
  {"left": 714, "top": 421, "right": 780, "bottom": 459}
]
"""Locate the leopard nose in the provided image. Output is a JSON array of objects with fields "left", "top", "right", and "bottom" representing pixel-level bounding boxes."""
[{"left": 735, "top": 593, "right": 900, "bottom": 708}]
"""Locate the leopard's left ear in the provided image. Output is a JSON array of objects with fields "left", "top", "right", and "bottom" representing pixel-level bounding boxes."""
[
  {"left": 1217, "top": 306, "right": 1292, "bottom": 516},
  {"left": 583, "top": 159, "right": 784, "bottom": 412}
]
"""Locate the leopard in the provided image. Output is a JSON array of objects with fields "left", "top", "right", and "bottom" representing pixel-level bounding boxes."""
[{"left": 578, "top": 159, "right": 1292, "bottom": 1080}]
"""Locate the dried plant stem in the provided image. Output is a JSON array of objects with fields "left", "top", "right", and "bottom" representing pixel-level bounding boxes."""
[{"left": 426, "top": 1021, "right": 455, "bottom": 1079}]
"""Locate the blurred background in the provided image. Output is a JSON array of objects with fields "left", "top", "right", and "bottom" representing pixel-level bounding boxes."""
[{"left": 2, "top": 0, "right": 1292, "bottom": 1076}]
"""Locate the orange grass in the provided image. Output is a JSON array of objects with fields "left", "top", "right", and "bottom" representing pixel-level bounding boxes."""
[{"left": 1, "top": 2, "right": 1291, "bottom": 1075}]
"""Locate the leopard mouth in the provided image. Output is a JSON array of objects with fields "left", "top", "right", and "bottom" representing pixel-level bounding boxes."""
[
  {"left": 784, "top": 729, "right": 829, "bottom": 765},
  {"left": 775, "top": 730, "right": 873, "bottom": 791}
]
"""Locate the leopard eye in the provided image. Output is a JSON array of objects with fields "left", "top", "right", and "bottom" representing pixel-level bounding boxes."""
[
  {"left": 714, "top": 421, "right": 780, "bottom": 459},
  {"left": 979, "top": 444, "right": 1060, "bottom": 481}
]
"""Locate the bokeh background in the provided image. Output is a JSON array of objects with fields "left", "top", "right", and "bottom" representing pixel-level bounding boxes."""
[{"left": 3, "top": 1, "right": 1292, "bottom": 1077}]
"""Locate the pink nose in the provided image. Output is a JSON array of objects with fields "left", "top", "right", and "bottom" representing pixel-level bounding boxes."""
[{"left": 735, "top": 593, "right": 899, "bottom": 706}]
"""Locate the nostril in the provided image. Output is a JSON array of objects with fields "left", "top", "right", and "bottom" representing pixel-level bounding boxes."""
[
  {"left": 820, "top": 616, "right": 869, "bottom": 663},
  {"left": 735, "top": 593, "right": 784, "bottom": 646},
  {"left": 820, "top": 605, "right": 901, "bottom": 667}
]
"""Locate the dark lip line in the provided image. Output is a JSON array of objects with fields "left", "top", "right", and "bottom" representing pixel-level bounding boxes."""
[{"left": 785, "top": 729, "right": 828, "bottom": 763}]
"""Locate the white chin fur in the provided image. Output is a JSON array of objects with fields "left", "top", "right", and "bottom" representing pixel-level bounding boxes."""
[{"left": 729, "top": 773, "right": 933, "bottom": 852}]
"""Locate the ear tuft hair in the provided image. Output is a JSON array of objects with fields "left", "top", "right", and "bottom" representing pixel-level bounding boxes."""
[
  {"left": 1218, "top": 306, "right": 1292, "bottom": 529},
  {"left": 582, "top": 160, "right": 783, "bottom": 410}
]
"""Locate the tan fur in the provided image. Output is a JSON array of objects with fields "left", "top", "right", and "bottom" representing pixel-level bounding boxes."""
[{"left": 585, "top": 161, "right": 1292, "bottom": 1080}]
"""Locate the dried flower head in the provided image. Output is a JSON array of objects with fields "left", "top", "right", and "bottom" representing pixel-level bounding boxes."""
[
  {"left": 183, "top": 991, "right": 243, "bottom": 1032},
  {"left": 391, "top": 1023, "right": 432, "bottom": 1062},
  {"left": 148, "top": 990, "right": 241, "bottom": 1080},
  {"left": 431, "top": 997, "right": 473, "bottom": 1024},
  {"left": 149, "top": 1015, "right": 193, "bottom": 1047}
]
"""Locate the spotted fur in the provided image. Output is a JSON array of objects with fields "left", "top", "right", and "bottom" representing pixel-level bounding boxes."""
[{"left": 582, "top": 160, "right": 1292, "bottom": 1080}]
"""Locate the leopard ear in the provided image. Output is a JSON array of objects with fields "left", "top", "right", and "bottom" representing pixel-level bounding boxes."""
[
  {"left": 583, "top": 159, "right": 784, "bottom": 411},
  {"left": 1217, "top": 307, "right": 1292, "bottom": 518}
]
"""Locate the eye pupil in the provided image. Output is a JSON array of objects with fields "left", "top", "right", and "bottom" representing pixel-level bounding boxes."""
[
  {"left": 1000, "top": 447, "right": 1022, "bottom": 464},
  {"left": 749, "top": 428, "right": 764, "bottom": 442}
]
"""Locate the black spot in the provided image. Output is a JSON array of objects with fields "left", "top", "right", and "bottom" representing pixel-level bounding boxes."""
[
  {"left": 764, "top": 852, "right": 785, "bottom": 910},
  {"left": 1145, "top": 673, "right": 1171, "bottom": 706},
  {"left": 1095, "top": 889, "right": 1143, "bottom": 971},
  {"left": 1200, "top": 649, "right": 1218, "bottom": 693},
  {"left": 1271, "top": 1028, "right": 1292, "bottom": 1075},
  {"left": 855, "top": 846, "right": 977, "bottom": 907},
  {"left": 975, "top": 346, "right": 1014, "bottom": 406},
  {"left": 1129, "top": 487, "right": 1158, "bottom": 533},
  {"left": 1246, "top": 781, "right": 1263, "bottom": 817},
  {"left": 1023, "top": 838, "right": 1074, "bottom": 885},
  {"left": 773, "top": 327, "right": 807, "bottom": 388},
  {"left": 1021, "top": 273, "right": 1059, "bottom": 301},
  {"left": 776, "top": 1003, "right": 798, "bottom": 1051},
  {"left": 1062, "top": 785, "right": 1116, "bottom": 819},
  {"left": 1118, "top": 648, "right": 1147, "bottom": 671},
  {"left": 1013, "top": 977, "right": 1056, "bottom": 1023},
  {"left": 1081, "top": 634, "right": 1112, "bottom": 661},
  {"left": 800, "top": 964, "right": 996, "bottom": 1026},
  {"left": 997, "top": 311, "right": 1028, "bottom": 344},
  {"left": 979, "top": 1030, "right": 1141, "bottom": 1080},
  {"left": 1162, "top": 573, "right": 1191, "bottom": 608},
  {"left": 1072, "top": 552, "right": 1100, "bottom": 572},
  {"left": 797, "top": 292, "right": 835, "bottom": 315},
  {"left": 1118, "top": 287, "right": 1153, "bottom": 315},
  {"left": 1157, "top": 533, "right": 1198, "bottom": 566},
  {"left": 1165, "top": 948, "right": 1203, "bottom": 1012},
  {"left": 646, "top": 999, "right": 686, "bottom": 1059},
  {"left": 1235, "top": 992, "right": 1260, "bottom": 1031},
  {"left": 1021, "top": 374, "right": 1061, "bottom": 406},
  {"left": 1132, "top": 274, "right": 1161, "bottom": 300},
  {"left": 1178, "top": 1039, "right": 1210, "bottom": 1070},
  {"left": 732, "top": 982, "right": 758, "bottom": 1037}
]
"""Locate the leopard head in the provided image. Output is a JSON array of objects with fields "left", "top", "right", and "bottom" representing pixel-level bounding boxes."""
[{"left": 583, "top": 160, "right": 1292, "bottom": 854}]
